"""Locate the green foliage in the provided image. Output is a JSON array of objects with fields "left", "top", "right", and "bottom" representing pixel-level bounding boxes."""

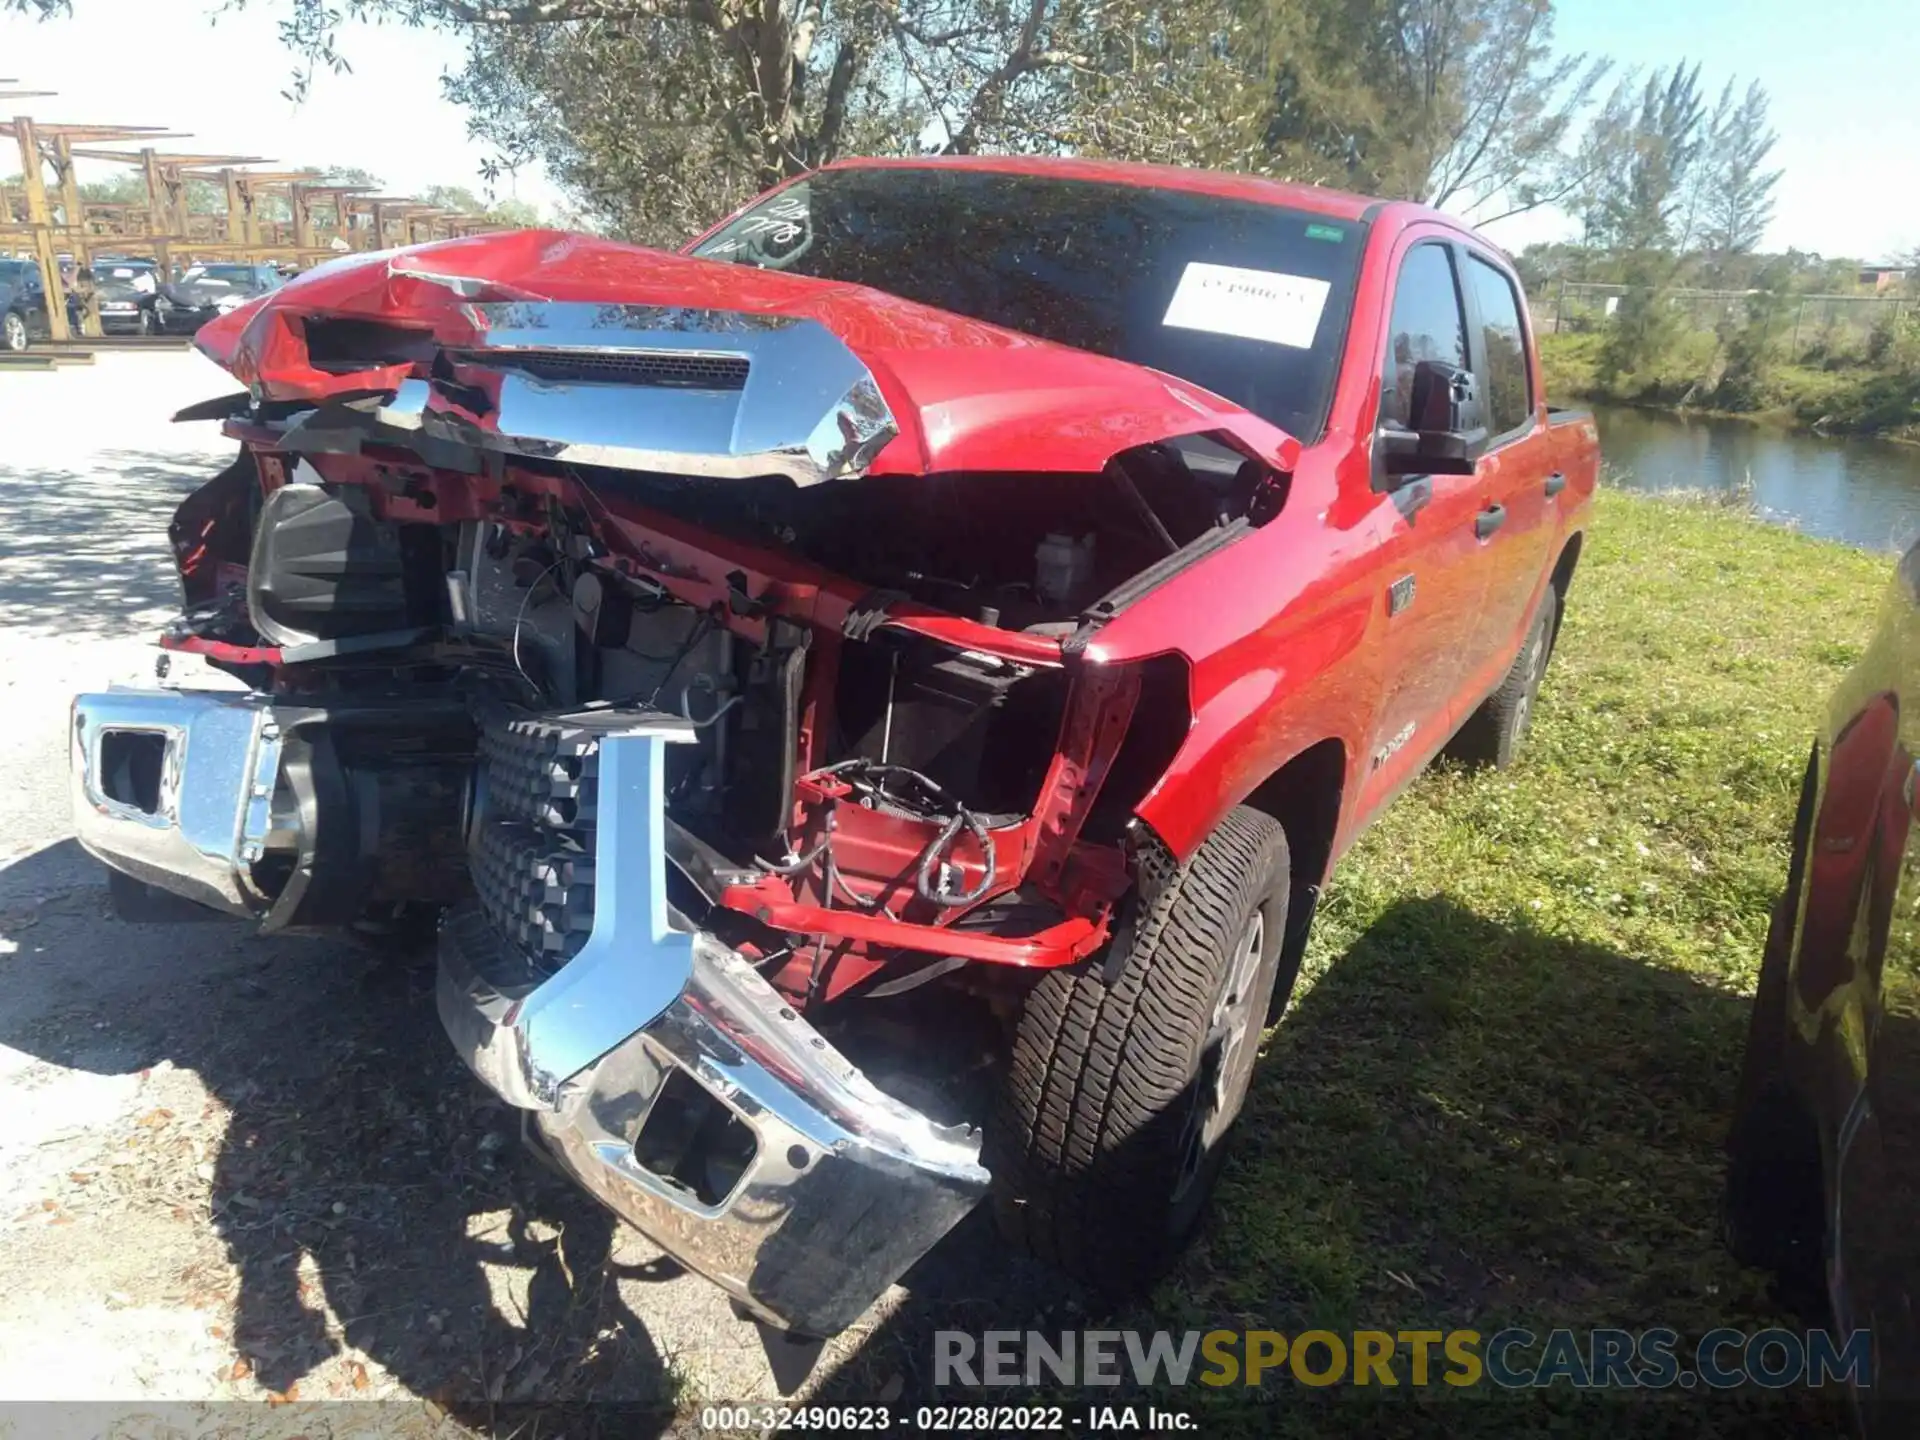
[
  {"left": 1170, "top": 490, "right": 1887, "bottom": 1436},
  {"left": 1692, "top": 80, "right": 1781, "bottom": 278},
  {"left": 9, "top": 0, "right": 1643, "bottom": 245},
  {"left": 1597, "top": 251, "right": 1683, "bottom": 387},
  {"left": 1582, "top": 63, "right": 1708, "bottom": 251},
  {"left": 1710, "top": 265, "right": 1792, "bottom": 409}
]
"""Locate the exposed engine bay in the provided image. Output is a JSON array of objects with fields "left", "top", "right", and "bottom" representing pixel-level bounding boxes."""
[{"left": 153, "top": 410, "right": 1257, "bottom": 1014}]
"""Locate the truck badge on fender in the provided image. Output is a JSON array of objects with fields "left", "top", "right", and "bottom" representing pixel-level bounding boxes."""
[{"left": 1388, "top": 574, "right": 1416, "bottom": 616}]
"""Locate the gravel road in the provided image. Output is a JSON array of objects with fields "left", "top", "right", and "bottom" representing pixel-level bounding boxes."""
[{"left": 0, "top": 354, "right": 1051, "bottom": 1427}]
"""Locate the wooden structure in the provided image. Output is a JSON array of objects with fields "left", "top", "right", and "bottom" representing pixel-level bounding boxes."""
[{"left": 3, "top": 87, "right": 511, "bottom": 340}]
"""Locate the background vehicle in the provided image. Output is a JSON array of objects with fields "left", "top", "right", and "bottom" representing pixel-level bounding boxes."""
[
  {"left": 68, "top": 157, "right": 1596, "bottom": 1338},
  {"left": 91, "top": 259, "right": 163, "bottom": 336},
  {"left": 1726, "top": 541, "right": 1920, "bottom": 1432},
  {"left": 155, "top": 262, "right": 285, "bottom": 335},
  {"left": 0, "top": 257, "right": 51, "bottom": 351}
]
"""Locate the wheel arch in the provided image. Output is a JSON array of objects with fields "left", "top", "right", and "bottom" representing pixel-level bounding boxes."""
[
  {"left": 1238, "top": 737, "right": 1347, "bottom": 1012},
  {"left": 1240, "top": 737, "right": 1347, "bottom": 894},
  {"left": 1546, "top": 531, "right": 1584, "bottom": 650}
]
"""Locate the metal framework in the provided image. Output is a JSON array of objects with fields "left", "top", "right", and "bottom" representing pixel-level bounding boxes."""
[{"left": 3, "top": 86, "right": 511, "bottom": 340}]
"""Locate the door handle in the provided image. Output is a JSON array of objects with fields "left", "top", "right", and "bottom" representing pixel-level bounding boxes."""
[
  {"left": 1544, "top": 471, "right": 1568, "bottom": 497},
  {"left": 1474, "top": 504, "right": 1507, "bottom": 540}
]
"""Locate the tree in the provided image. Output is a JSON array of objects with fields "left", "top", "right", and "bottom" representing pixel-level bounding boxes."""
[
  {"left": 297, "top": 165, "right": 384, "bottom": 189},
  {"left": 420, "top": 183, "right": 485, "bottom": 213},
  {"left": 1591, "top": 63, "right": 1709, "bottom": 252},
  {"left": 1713, "top": 259, "right": 1791, "bottom": 407},
  {"left": 1694, "top": 80, "right": 1781, "bottom": 280},
  {"left": 1253, "top": 0, "right": 1611, "bottom": 221},
  {"left": 1591, "top": 64, "right": 1709, "bottom": 386},
  {"left": 418, "top": 182, "right": 540, "bottom": 223},
  {"left": 9, "top": 0, "right": 1638, "bottom": 244}
]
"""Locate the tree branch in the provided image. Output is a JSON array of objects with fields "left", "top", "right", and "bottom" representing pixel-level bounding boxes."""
[{"left": 944, "top": 0, "right": 1053, "bottom": 154}]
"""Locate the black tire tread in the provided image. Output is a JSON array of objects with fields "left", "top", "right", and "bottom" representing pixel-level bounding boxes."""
[{"left": 986, "top": 806, "right": 1289, "bottom": 1287}]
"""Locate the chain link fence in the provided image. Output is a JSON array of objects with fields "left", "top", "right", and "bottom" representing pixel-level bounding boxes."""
[{"left": 1531, "top": 281, "right": 1913, "bottom": 361}]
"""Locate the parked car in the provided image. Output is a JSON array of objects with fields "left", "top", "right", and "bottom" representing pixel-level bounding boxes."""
[
  {"left": 0, "top": 257, "right": 51, "bottom": 351},
  {"left": 1727, "top": 538, "right": 1920, "bottom": 1431},
  {"left": 91, "top": 259, "right": 164, "bottom": 335},
  {"left": 68, "top": 157, "right": 1598, "bottom": 1338},
  {"left": 154, "top": 262, "right": 285, "bottom": 335}
]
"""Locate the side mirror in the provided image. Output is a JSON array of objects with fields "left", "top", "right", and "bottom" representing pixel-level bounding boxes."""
[{"left": 1378, "top": 360, "right": 1488, "bottom": 478}]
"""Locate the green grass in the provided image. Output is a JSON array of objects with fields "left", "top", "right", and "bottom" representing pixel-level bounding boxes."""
[{"left": 1147, "top": 490, "right": 1893, "bottom": 1433}]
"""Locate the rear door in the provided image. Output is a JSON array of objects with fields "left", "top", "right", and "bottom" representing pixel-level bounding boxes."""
[
  {"left": 1365, "top": 237, "right": 1489, "bottom": 784},
  {"left": 1459, "top": 248, "right": 1556, "bottom": 683}
]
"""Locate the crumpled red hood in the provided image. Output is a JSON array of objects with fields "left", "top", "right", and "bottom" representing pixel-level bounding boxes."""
[{"left": 197, "top": 229, "right": 1301, "bottom": 478}]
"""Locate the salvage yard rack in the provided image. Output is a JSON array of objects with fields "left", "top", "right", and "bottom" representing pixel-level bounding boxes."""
[{"left": 1, "top": 81, "right": 512, "bottom": 342}]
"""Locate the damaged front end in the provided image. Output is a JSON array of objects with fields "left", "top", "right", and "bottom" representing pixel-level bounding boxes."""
[{"left": 70, "top": 236, "right": 1292, "bottom": 1335}]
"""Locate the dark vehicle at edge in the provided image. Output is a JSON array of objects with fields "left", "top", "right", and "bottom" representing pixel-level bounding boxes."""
[
  {"left": 1727, "top": 537, "right": 1920, "bottom": 1433},
  {"left": 0, "top": 257, "right": 51, "bottom": 351}
]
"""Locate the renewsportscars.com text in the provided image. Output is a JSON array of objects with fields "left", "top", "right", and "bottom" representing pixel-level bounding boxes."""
[{"left": 934, "top": 1327, "right": 1871, "bottom": 1390}]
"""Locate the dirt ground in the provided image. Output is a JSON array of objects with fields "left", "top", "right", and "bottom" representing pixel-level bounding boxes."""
[{"left": 0, "top": 353, "right": 1059, "bottom": 1431}]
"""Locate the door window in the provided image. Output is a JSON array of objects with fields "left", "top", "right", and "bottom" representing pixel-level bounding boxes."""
[
  {"left": 1380, "top": 244, "right": 1468, "bottom": 430},
  {"left": 1466, "top": 254, "right": 1532, "bottom": 438}
]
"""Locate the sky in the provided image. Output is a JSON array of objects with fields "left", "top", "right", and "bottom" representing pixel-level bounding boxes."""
[
  {"left": 3, "top": 0, "right": 1916, "bottom": 260},
  {"left": 1477, "top": 0, "right": 1920, "bottom": 261}
]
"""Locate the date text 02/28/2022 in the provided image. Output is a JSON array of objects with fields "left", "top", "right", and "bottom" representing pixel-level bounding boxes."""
[{"left": 695, "top": 1404, "right": 1195, "bottom": 1431}]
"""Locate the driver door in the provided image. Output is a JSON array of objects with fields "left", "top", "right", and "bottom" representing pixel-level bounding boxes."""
[{"left": 1364, "top": 238, "right": 1493, "bottom": 796}]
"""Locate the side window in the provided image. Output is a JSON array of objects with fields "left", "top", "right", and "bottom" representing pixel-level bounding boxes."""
[
  {"left": 1379, "top": 243, "right": 1468, "bottom": 430},
  {"left": 1466, "top": 253, "right": 1532, "bottom": 437}
]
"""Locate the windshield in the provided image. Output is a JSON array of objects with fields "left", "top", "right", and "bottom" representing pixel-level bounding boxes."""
[
  {"left": 690, "top": 168, "right": 1366, "bottom": 442},
  {"left": 0, "top": 259, "right": 33, "bottom": 288}
]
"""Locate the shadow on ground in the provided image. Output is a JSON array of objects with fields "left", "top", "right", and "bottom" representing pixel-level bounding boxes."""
[
  {"left": 0, "top": 841, "right": 678, "bottom": 1432},
  {"left": 809, "top": 896, "right": 1860, "bottom": 1439},
  {"left": 0, "top": 449, "right": 224, "bottom": 636},
  {"left": 0, "top": 838, "right": 1869, "bottom": 1434}
]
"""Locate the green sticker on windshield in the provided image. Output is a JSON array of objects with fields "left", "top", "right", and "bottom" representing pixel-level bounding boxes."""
[{"left": 1305, "top": 223, "right": 1345, "bottom": 242}]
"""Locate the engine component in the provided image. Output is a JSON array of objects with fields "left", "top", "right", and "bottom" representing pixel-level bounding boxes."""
[
  {"left": 248, "top": 483, "right": 441, "bottom": 645},
  {"left": 1034, "top": 532, "right": 1096, "bottom": 607},
  {"left": 265, "top": 712, "right": 474, "bottom": 929},
  {"left": 835, "top": 635, "right": 1064, "bottom": 814}
]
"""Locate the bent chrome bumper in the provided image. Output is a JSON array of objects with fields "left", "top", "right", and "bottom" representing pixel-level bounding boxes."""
[
  {"left": 439, "top": 726, "right": 986, "bottom": 1337},
  {"left": 69, "top": 688, "right": 283, "bottom": 916},
  {"left": 70, "top": 689, "right": 988, "bottom": 1337},
  {"left": 439, "top": 903, "right": 987, "bottom": 1336}
]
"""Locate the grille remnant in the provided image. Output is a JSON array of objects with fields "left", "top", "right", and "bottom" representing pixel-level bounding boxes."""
[{"left": 457, "top": 350, "right": 750, "bottom": 391}]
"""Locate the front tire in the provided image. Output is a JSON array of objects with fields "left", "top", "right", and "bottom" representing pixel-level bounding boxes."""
[
  {"left": 1, "top": 310, "right": 27, "bottom": 353},
  {"left": 986, "top": 807, "right": 1293, "bottom": 1291}
]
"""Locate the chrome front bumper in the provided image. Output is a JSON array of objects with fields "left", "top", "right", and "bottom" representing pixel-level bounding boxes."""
[
  {"left": 69, "top": 688, "right": 283, "bottom": 916},
  {"left": 439, "top": 904, "right": 988, "bottom": 1337},
  {"left": 70, "top": 688, "right": 988, "bottom": 1337},
  {"left": 438, "top": 725, "right": 987, "bottom": 1338}
]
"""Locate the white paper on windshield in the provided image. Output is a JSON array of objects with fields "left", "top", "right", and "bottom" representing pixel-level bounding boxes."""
[{"left": 1162, "top": 263, "right": 1331, "bottom": 349}]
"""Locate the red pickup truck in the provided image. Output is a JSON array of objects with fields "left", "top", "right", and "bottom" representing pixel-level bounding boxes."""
[{"left": 69, "top": 156, "right": 1597, "bottom": 1338}]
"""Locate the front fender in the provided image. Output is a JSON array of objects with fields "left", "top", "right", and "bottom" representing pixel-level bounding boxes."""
[{"left": 1133, "top": 588, "right": 1374, "bottom": 861}]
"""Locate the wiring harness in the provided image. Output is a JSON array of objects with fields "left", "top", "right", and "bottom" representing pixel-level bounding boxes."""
[{"left": 757, "top": 758, "right": 998, "bottom": 910}]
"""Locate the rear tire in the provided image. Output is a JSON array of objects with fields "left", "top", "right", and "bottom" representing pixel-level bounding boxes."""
[
  {"left": 1448, "top": 591, "right": 1556, "bottom": 769},
  {"left": 986, "top": 807, "right": 1293, "bottom": 1292}
]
